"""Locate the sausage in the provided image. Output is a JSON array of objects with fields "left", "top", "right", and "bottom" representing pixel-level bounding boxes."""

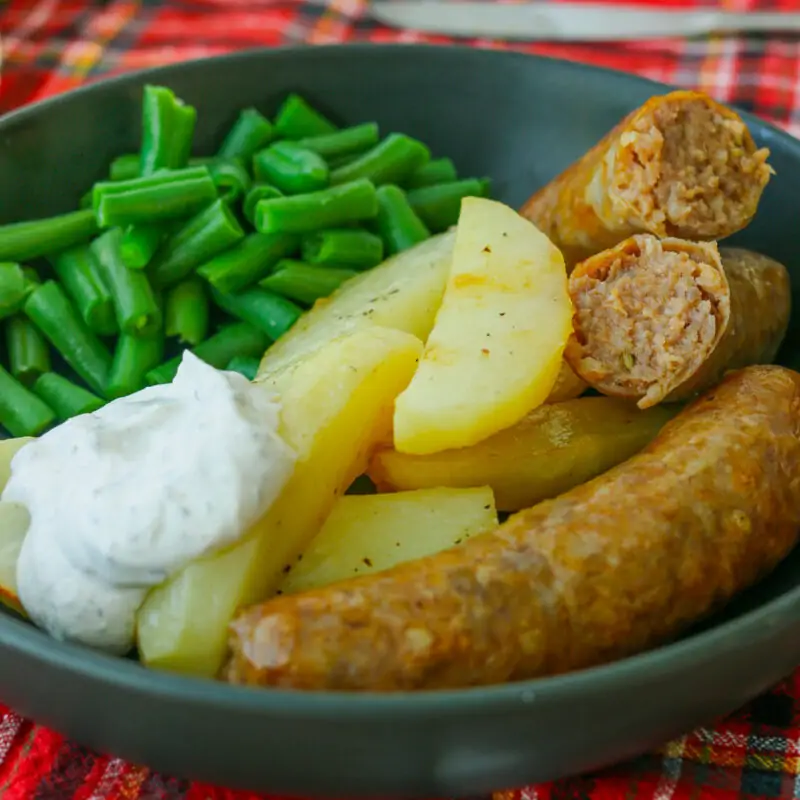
[
  {"left": 520, "top": 91, "right": 772, "bottom": 268},
  {"left": 225, "top": 365, "right": 800, "bottom": 691},
  {"left": 564, "top": 235, "right": 790, "bottom": 408}
]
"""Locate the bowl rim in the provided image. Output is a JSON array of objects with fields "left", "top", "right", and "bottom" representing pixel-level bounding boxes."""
[{"left": 2, "top": 41, "right": 800, "bottom": 717}]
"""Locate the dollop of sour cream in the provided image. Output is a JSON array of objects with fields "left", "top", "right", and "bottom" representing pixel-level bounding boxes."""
[{"left": 2, "top": 352, "right": 296, "bottom": 654}]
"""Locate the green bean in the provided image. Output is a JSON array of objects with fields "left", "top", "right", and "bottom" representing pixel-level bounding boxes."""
[
  {"left": 225, "top": 355, "right": 261, "bottom": 381},
  {"left": 196, "top": 231, "right": 299, "bottom": 294},
  {"left": 0, "top": 365, "right": 56, "bottom": 436},
  {"left": 375, "top": 185, "right": 431, "bottom": 254},
  {"left": 327, "top": 152, "right": 360, "bottom": 170},
  {"left": 301, "top": 228, "right": 383, "bottom": 269},
  {"left": 0, "top": 263, "right": 29, "bottom": 319},
  {"left": 297, "top": 123, "right": 379, "bottom": 160},
  {"left": 79, "top": 189, "right": 94, "bottom": 210},
  {"left": 24, "top": 281, "right": 112, "bottom": 397},
  {"left": 146, "top": 322, "right": 269, "bottom": 385},
  {"left": 109, "top": 153, "right": 141, "bottom": 182},
  {"left": 0, "top": 209, "right": 99, "bottom": 262},
  {"left": 165, "top": 278, "right": 209, "bottom": 346},
  {"left": 217, "top": 108, "right": 273, "bottom": 162},
  {"left": 48, "top": 245, "right": 117, "bottom": 336},
  {"left": 211, "top": 286, "right": 302, "bottom": 341},
  {"left": 148, "top": 198, "right": 244, "bottom": 288},
  {"left": 207, "top": 157, "right": 252, "bottom": 204},
  {"left": 254, "top": 178, "right": 378, "bottom": 235},
  {"left": 407, "top": 179, "right": 491, "bottom": 232},
  {"left": 22, "top": 268, "right": 40, "bottom": 293},
  {"left": 274, "top": 94, "right": 337, "bottom": 140},
  {"left": 260, "top": 260, "right": 357, "bottom": 305},
  {"left": 107, "top": 331, "right": 165, "bottom": 398},
  {"left": 140, "top": 85, "right": 197, "bottom": 175},
  {"left": 7, "top": 315, "right": 50, "bottom": 387},
  {"left": 405, "top": 157, "right": 458, "bottom": 189},
  {"left": 330, "top": 134, "right": 430, "bottom": 187},
  {"left": 33, "top": 372, "right": 104, "bottom": 421},
  {"left": 252, "top": 142, "right": 329, "bottom": 195},
  {"left": 243, "top": 184, "right": 283, "bottom": 226},
  {"left": 93, "top": 166, "right": 217, "bottom": 228},
  {"left": 91, "top": 229, "right": 161, "bottom": 336},
  {"left": 119, "top": 224, "right": 165, "bottom": 270}
]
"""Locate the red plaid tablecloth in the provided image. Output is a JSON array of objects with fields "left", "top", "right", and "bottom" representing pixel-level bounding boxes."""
[{"left": 1, "top": 0, "right": 800, "bottom": 797}]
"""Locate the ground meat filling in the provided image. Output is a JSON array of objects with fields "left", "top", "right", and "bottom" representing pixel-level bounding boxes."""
[
  {"left": 614, "top": 99, "right": 772, "bottom": 236},
  {"left": 570, "top": 241, "right": 728, "bottom": 407}
]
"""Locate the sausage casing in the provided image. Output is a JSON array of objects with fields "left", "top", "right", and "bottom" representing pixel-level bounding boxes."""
[
  {"left": 520, "top": 91, "right": 772, "bottom": 268},
  {"left": 226, "top": 365, "right": 800, "bottom": 691}
]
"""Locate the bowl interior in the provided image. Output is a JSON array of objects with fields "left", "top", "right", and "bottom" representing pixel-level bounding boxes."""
[{"left": 0, "top": 43, "right": 799, "bottom": 668}]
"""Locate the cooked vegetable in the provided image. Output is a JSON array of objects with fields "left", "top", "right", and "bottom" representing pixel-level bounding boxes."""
[
  {"left": 260, "top": 261, "right": 357, "bottom": 305},
  {"left": 107, "top": 332, "right": 165, "bottom": 398},
  {"left": 375, "top": 184, "right": 430, "bottom": 254},
  {"left": 256, "top": 231, "right": 455, "bottom": 381},
  {"left": 371, "top": 397, "right": 677, "bottom": 511},
  {"left": 207, "top": 157, "right": 252, "bottom": 204},
  {"left": 119, "top": 224, "right": 165, "bottom": 270},
  {"left": 148, "top": 199, "right": 244, "bottom": 288},
  {"left": 274, "top": 94, "right": 337, "bottom": 140},
  {"left": 109, "top": 153, "right": 141, "bottom": 182},
  {"left": 217, "top": 108, "right": 273, "bottom": 162},
  {"left": 330, "top": 133, "right": 430, "bottom": 186},
  {"left": 0, "top": 263, "right": 30, "bottom": 319},
  {"left": 164, "top": 278, "right": 209, "bottom": 346},
  {"left": 24, "top": 281, "right": 112, "bottom": 396},
  {"left": 7, "top": 316, "right": 50, "bottom": 386},
  {"left": 93, "top": 166, "right": 217, "bottom": 228},
  {"left": 406, "top": 157, "right": 458, "bottom": 188},
  {"left": 48, "top": 245, "right": 117, "bottom": 336},
  {"left": 0, "top": 210, "right": 99, "bottom": 262},
  {"left": 0, "top": 437, "right": 33, "bottom": 493},
  {"left": 243, "top": 185, "right": 283, "bottom": 226},
  {"left": 0, "top": 501, "right": 31, "bottom": 616},
  {"left": 33, "top": 372, "right": 104, "bottom": 420},
  {"left": 393, "top": 197, "right": 572, "bottom": 454},
  {"left": 301, "top": 228, "right": 384, "bottom": 269},
  {"left": 211, "top": 287, "right": 303, "bottom": 341},
  {"left": 408, "top": 178, "right": 490, "bottom": 232},
  {"left": 145, "top": 322, "right": 269, "bottom": 385},
  {"left": 140, "top": 84, "right": 197, "bottom": 175},
  {"left": 278, "top": 487, "right": 498, "bottom": 595},
  {"left": 297, "top": 123, "right": 379, "bottom": 159},
  {"left": 0, "top": 364, "right": 56, "bottom": 437},
  {"left": 252, "top": 142, "right": 329, "bottom": 195},
  {"left": 196, "top": 231, "right": 299, "bottom": 294},
  {"left": 225, "top": 355, "right": 260, "bottom": 381},
  {"left": 137, "top": 325, "right": 423, "bottom": 677},
  {"left": 91, "top": 229, "right": 161, "bottom": 336},
  {"left": 254, "top": 178, "right": 378, "bottom": 235}
]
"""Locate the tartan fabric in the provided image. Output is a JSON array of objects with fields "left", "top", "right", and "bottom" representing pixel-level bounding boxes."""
[{"left": 0, "top": 0, "right": 800, "bottom": 797}]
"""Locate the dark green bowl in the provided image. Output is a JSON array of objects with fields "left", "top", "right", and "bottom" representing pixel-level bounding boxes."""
[{"left": 1, "top": 44, "right": 799, "bottom": 798}]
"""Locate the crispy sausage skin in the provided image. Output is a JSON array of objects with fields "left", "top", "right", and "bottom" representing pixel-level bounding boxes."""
[
  {"left": 226, "top": 366, "right": 800, "bottom": 692},
  {"left": 520, "top": 91, "right": 772, "bottom": 268},
  {"left": 565, "top": 235, "right": 791, "bottom": 408}
]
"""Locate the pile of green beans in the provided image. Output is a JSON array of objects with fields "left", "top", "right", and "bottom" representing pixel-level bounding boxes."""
[{"left": 0, "top": 87, "right": 491, "bottom": 436}]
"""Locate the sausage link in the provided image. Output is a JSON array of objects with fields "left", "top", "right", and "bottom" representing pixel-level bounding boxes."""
[
  {"left": 226, "top": 365, "right": 800, "bottom": 691},
  {"left": 565, "top": 235, "right": 790, "bottom": 408},
  {"left": 520, "top": 91, "right": 771, "bottom": 268}
]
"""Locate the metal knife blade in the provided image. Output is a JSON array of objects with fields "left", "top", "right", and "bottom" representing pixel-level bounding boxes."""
[{"left": 368, "top": 3, "right": 800, "bottom": 42}]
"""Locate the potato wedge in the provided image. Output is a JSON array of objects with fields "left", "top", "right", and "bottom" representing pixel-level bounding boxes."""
[
  {"left": 137, "top": 326, "right": 423, "bottom": 677},
  {"left": 256, "top": 231, "right": 455, "bottom": 382},
  {"left": 393, "top": 197, "right": 573, "bottom": 454},
  {"left": 278, "top": 487, "right": 498, "bottom": 595},
  {"left": 0, "top": 502, "right": 30, "bottom": 616},
  {"left": 0, "top": 437, "right": 33, "bottom": 494},
  {"left": 371, "top": 397, "right": 678, "bottom": 511}
]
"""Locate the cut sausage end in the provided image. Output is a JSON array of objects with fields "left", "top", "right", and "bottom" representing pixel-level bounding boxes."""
[
  {"left": 567, "top": 236, "right": 729, "bottom": 408},
  {"left": 614, "top": 95, "right": 772, "bottom": 239}
]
